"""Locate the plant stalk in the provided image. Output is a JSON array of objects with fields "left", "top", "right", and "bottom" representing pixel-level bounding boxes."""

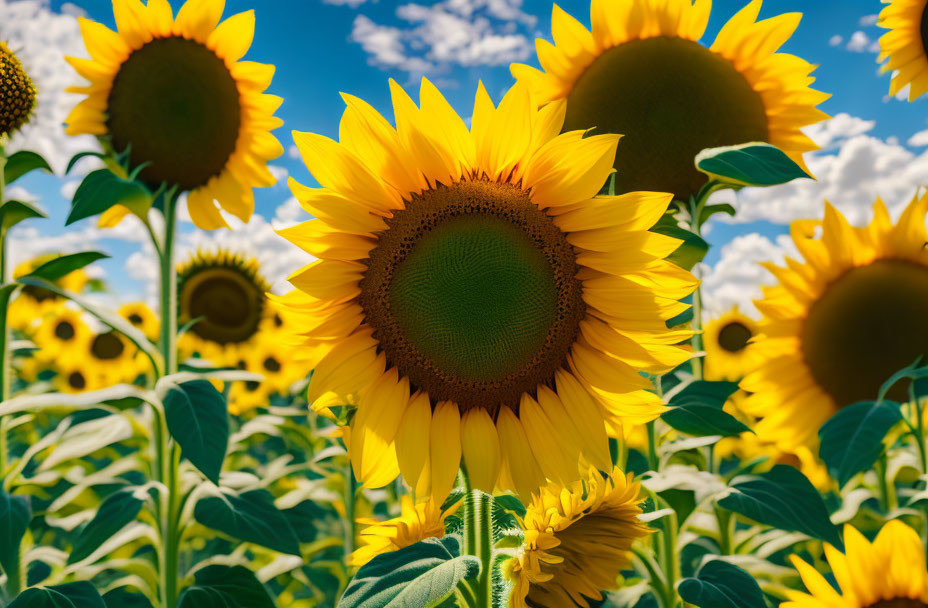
[
  {"left": 463, "top": 479, "right": 494, "bottom": 608},
  {"left": 0, "top": 142, "right": 9, "bottom": 480}
]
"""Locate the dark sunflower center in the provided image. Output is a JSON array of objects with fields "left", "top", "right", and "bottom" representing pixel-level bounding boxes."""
[
  {"left": 801, "top": 260, "right": 928, "bottom": 407},
  {"left": 360, "top": 180, "right": 584, "bottom": 413},
  {"left": 91, "top": 332, "right": 125, "bottom": 360},
  {"left": 921, "top": 2, "right": 928, "bottom": 59},
  {"left": 181, "top": 268, "right": 264, "bottom": 345},
  {"left": 263, "top": 357, "right": 281, "bottom": 372},
  {"left": 54, "top": 321, "right": 76, "bottom": 341},
  {"left": 21, "top": 285, "right": 59, "bottom": 303},
  {"left": 717, "top": 322, "right": 752, "bottom": 353},
  {"left": 563, "top": 36, "right": 769, "bottom": 202},
  {"left": 245, "top": 380, "right": 260, "bottom": 392},
  {"left": 128, "top": 313, "right": 144, "bottom": 326},
  {"left": 106, "top": 36, "right": 241, "bottom": 191},
  {"left": 866, "top": 598, "right": 928, "bottom": 608},
  {"left": 0, "top": 44, "right": 36, "bottom": 137},
  {"left": 68, "top": 371, "right": 86, "bottom": 390}
]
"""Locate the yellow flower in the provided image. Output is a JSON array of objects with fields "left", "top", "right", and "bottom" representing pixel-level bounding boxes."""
[
  {"left": 226, "top": 331, "right": 306, "bottom": 415},
  {"left": 506, "top": 466, "right": 650, "bottom": 608},
  {"left": 87, "top": 329, "right": 142, "bottom": 386},
  {"left": 878, "top": 0, "right": 928, "bottom": 101},
  {"left": 703, "top": 308, "right": 764, "bottom": 381},
  {"left": 742, "top": 195, "right": 928, "bottom": 452},
  {"left": 511, "top": 0, "right": 829, "bottom": 203},
  {"left": 54, "top": 363, "right": 108, "bottom": 394},
  {"left": 0, "top": 41, "right": 37, "bottom": 137},
  {"left": 65, "top": 0, "right": 284, "bottom": 229},
  {"left": 278, "top": 78, "right": 696, "bottom": 501},
  {"left": 119, "top": 302, "right": 160, "bottom": 342},
  {"left": 31, "top": 305, "right": 92, "bottom": 367},
  {"left": 9, "top": 255, "right": 91, "bottom": 334},
  {"left": 349, "top": 496, "right": 457, "bottom": 567},
  {"left": 785, "top": 521, "right": 928, "bottom": 608}
]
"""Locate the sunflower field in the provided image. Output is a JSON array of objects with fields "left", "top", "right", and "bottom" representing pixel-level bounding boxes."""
[{"left": 0, "top": 0, "right": 927, "bottom": 606}]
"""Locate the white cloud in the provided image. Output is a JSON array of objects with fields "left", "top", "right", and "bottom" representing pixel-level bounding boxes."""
[
  {"left": 829, "top": 35, "right": 843, "bottom": 47},
  {"left": 859, "top": 14, "right": 879, "bottom": 27},
  {"left": 273, "top": 197, "right": 309, "bottom": 229},
  {"left": 846, "top": 30, "right": 879, "bottom": 53},
  {"left": 323, "top": 0, "right": 368, "bottom": 6},
  {"left": 804, "top": 113, "right": 875, "bottom": 149},
  {"left": 288, "top": 144, "right": 301, "bottom": 160},
  {"left": 269, "top": 164, "right": 289, "bottom": 185},
  {"left": 909, "top": 129, "right": 928, "bottom": 147}
]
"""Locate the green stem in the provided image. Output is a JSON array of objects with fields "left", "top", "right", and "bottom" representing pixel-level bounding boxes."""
[
  {"left": 646, "top": 421, "right": 659, "bottom": 472},
  {"left": 714, "top": 506, "right": 733, "bottom": 555},
  {"left": 875, "top": 454, "right": 893, "bottom": 514},
  {"left": 687, "top": 196, "right": 705, "bottom": 382},
  {"left": 911, "top": 386, "right": 928, "bottom": 553},
  {"left": 0, "top": 142, "right": 9, "bottom": 480},
  {"left": 159, "top": 191, "right": 179, "bottom": 376},
  {"left": 463, "top": 480, "right": 494, "bottom": 608},
  {"left": 344, "top": 467, "right": 357, "bottom": 563},
  {"left": 659, "top": 506, "right": 680, "bottom": 608}
]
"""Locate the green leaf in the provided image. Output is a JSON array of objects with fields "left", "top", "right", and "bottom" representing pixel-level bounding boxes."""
[
  {"left": 339, "top": 537, "right": 479, "bottom": 608},
  {"left": 879, "top": 362, "right": 928, "bottom": 402},
  {"left": 68, "top": 489, "right": 144, "bottom": 564},
  {"left": 696, "top": 142, "right": 811, "bottom": 188},
  {"left": 65, "top": 151, "right": 107, "bottom": 175},
  {"left": 662, "top": 381, "right": 749, "bottom": 437},
  {"left": 178, "top": 565, "right": 274, "bottom": 608},
  {"left": 163, "top": 380, "right": 228, "bottom": 484},
  {"left": 651, "top": 225, "right": 709, "bottom": 271},
  {"left": 283, "top": 500, "right": 326, "bottom": 543},
  {"left": 0, "top": 200, "right": 45, "bottom": 234},
  {"left": 818, "top": 400, "right": 903, "bottom": 487},
  {"left": 718, "top": 464, "right": 842, "bottom": 548},
  {"left": 4, "top": 151, "right": 52, "bottom": 185},
  {"left": 493, "top": 495, "right": 526, "bottom": 519},
  {"left": 678, "top": 560, "right": 765, "bottom": 608},
  {"left": 22, "top": 252, "right": 108, "bottom": 283},
  {"left": 0, "top": 488, "right": 30, "bottom": 581},
  {"left": 66, "top": 169, "right": 151, "bottom": 225},
  {"left": 698, "top": 203, "right": 736, "bottom": 225},
  {"left": 102, "top": 588, "right": 153, "bottom": 608},
  {"left": 9, "top": 583, "right": 106, "bottom": 608},
  {"left": 193, "top": 489, "right": 301, "bottom": 556}
]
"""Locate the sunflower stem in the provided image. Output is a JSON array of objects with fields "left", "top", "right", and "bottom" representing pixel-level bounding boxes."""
[
  {"left": 687, "top": 195, "right": 706, "bottom": 382},
  {"left": 0, "top": 142, "right": 8, "bottom": 480},
  {"left": 344, "top": 466, "right": 357, "bottom": 564},
  {"left": 910, "top": 383, "right": 928, "bottom": 553},
  {"left": 463, "top": 478, "right": 494, "bottom": 608}
]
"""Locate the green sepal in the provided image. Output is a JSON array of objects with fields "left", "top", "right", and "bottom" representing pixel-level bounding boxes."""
[{"left": 696, "top": 142, "right": 811, "bottom": 188}]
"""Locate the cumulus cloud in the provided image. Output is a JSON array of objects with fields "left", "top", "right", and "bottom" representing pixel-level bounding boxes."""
[
  {"left": 846, "top": 30, "right": 879, "bottom": 53},
  {"left": 859, "top": 14, "right": 879, "bottom": 27},
  {"left": 829, "top": 34, "right": 843, "bottom": 47}
]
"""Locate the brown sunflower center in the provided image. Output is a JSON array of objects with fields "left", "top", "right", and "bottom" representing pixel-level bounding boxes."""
[
  {"left": 563, "top": 36, "right": 769, "bottom": 202},
  {"left": 801, "top": 259, "right": 928, "bottom": 406},
  {"left": 68, "top": 371, "right": 86, "bottom": 391},
  {"left": 128, "top": 313, "right": 144, "bottom": 326},
  {"left": 91, "top": 332, "right": 125, "bottom": 360},
  {"left": 360, "top": 179, "right": 584, "bottom": 413},
  {"left": 717, "top": 321, "right": 752, "bottom": 353},
  {"left": 263, "top": 356, "right": 281, "bottom": 372},
  {"left": 54, "top": 321, "right": 76, "bottom": 341},
  {"left": 866, "top": 598, "right": 928, "bottom": 608},
  {"left": 0, "top": 43, "right": 36, "bottom": 137},
  {"left": 106, "top": 36, "right": 241, "bottom": 191},
  {"left": 181, "top": 268, "right": 264, "bottom": 345}
]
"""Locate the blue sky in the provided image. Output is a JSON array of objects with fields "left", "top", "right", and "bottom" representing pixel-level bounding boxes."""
[{"left": 4, "top": 0, "right": 927, "bottom": 313}]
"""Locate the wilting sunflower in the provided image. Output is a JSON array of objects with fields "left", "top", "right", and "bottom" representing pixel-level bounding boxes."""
[
  {"left": 703, "top": 308, "right": 763, "bottom": 381},
  {"left": 350, "top": 496, "right": 458, "bottom": 567},
  {"left": 65, "top": 0, "right": 284, "bottom": 229},
  {"left": 786, "top": 520, "right": 928, "bottom": 608},
  {"left": 878, "top": 0, "right": 928, "bottom": 101},
  {"left": 511, "top": 0, "right": 829, "bottom": 202},
  {"left": 742, "top": 195, "right": 928, "bottom": 451},
  {"left": 177, "top": 249, "right": 270, "bottom": 363},
  {"left": 506, "top": 467, "right": 649, "bottom": 608},
  {"left": 0, "top": 41, "right": 37, "bottom": 137},
  {"left": 278, "top": 78, "right": 696, "bottom": 500},
  {"left": 88, "top": 329, "right": 141, "bottom": 385},
  {"left": 119, "top": 302, "right": 160, "bottom": 342}
]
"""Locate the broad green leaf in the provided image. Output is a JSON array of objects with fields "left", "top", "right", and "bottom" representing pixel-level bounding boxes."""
[
  {"left": 4, "top": 151, "right": 52, "bottom": 185},
  {"left": 818, "top": 401, "right": 903, "bottom": 487},
  {"left": 66, "top": 169, "right": 151, "bottom": 225},
  {"left": 696, "top": 142, "right": 810, "bottom": 188},
  {"left": 0, "top": 488, "right": 30, "bottom": 581},
  {"left": 193, "top": 489, "right": 301, "bottom": 556},
  {"left": 283, "top": 500, "right": 326, "bottom": 543},
  {"left": 662, "top": 381, "right": 749, "bottom": 438},
  {"left": 163, "top": 380, "right": 228, "bottom": 484},
  {"left": 68, "top": 489, "right": 144, "bottom": 564},
  {"left": 651, "top": 225, "right": 709, "bottom": 271},
  {"left": 670, "top": 381, "right": 740, "bottom": 408},
  {"left": 0, "top": 200, "right": 45, "bottom": 234},
  {"left": 678, "top": 560, "right": 765, "bottom": 608},
  {"left": 22, "top": 252, "right": 108, "bottom": 283},
  {"left": 339, "top": 537, "right": 479, "bottom": 608},
  {"left": 102, "top": 588, "right": 154, "bottom": 608},
  {"left": 718, "top": 464, "right": 842, "bottom": 548},
  {"left": 879, "top": 362, "right": 928, "bottom": 402},
  {"left": 9, "top": 582, "right": 106, "bottom": 608},
  {"left": 178, "top": 565, "right": 274, "bottom": 608}
]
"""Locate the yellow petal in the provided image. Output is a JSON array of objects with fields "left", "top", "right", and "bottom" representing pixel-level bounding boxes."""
[
  {"left": 461, "top": 408, "right": 501, "bottom": 493},
  {"left": 430, "top": 401, "right": 461, "bottom": 502}
]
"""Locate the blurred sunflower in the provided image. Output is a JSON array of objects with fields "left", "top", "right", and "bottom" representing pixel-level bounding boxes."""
[
  {"left": 350, "top": 496, "right": 457, "bottom": 567},
  {"left": 8, "top": 256, "right": 92, "bottom": 333},
  {"left": 54, "top": 362, "right": 107, "bottom": 394},
  {"left": 88, "top": 329, "right": 140, "bottom": 385},
  {"left": 703, "top": 308, "right": 763, "bottom": 381},
  {"left": 65, "top": 0, "right": 284, "bottom": 229},
  {"left": 0, "top": 41, "right": 37, "bottom": 137},
  {"left": 506, "top": 467, "right": 649, "bottom": 608},
  {"left": 786, "top": 520, "right": 928, "bottom": 608},
  {"left": 32, "top": 305, "right": 91, "bottom": 366},
  {"left": 511, "top": 0, "right": 828, "bottom": 202},
  {"left": 279, "top": 78, "right": 696, "bottom": 500},
  {"left": 119, "top": 302, "right": 160, "bottom": 342},
  {"left": 878, "top": 0, "right": 928, "bottom": 101},
  {"left": 742, "top": 195, "right": 928, "bottom": 451},
  {"left": 227, "top": 379, "right": 268, "bottom": 416},
  {"left": 226, "top": 334, "right": 304, "bottom": 415}
]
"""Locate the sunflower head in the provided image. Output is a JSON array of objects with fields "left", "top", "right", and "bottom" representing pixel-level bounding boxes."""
[
  {"left": 32, "top": 305, "right": 91, "bottom": 364},
  {"left": 878, "top": 0, "right": 928, "bottom": 101},
  {"left": 119, "top": 301, "right": 160, "bottom": 341},
  {"left": 511, "top": 0, "right": 828, "bottom": 202},
  {"left": 350, "top": 496, "right": 457, "bottom": 567},
  {"left": 65, "top": 0, "right": 284, "bottom": 229},
  {"left": 0, "top": 41, "right": 36, "bottom": 138},
  {"left": 742, "top": 195, "right": 928, "bottom": 451},
  {"left": 703, "top": 308, "right": 762, "bottom": 381},
  {"left": 506, "top": 467, "right": 650, "bottom": 608}
]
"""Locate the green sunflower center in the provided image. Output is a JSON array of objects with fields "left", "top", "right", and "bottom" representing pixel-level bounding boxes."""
[
  {"left": 68, "top": 371, "right": 86, "bottom": 391},
  {"left": 0, "top": 43, "right": 36, "bottom": 137},
  {"left": 866, "top": 599, "right": 928, "bottom": 608},
  {"left": 717, "top": 322, "right": 752, "bottom": 353},
  {"left": 106, "top": 36, "right": 241, "bottom": 191},
  {"left": 91, "top": 332, "right": 125, "bottom": 360},
  {"left": 54, "top": 321, "right": 76, "bottom": 341},
  {"left": 801, "top": 260, "right": 928, "bottom": 407},
  {"left": 361, "top": 180, "right": 584, "bottom": 413},
  {"left": 563, "top": 36, "right": 769, "bottom": 202},
  {"left": 181, "top": 267, "right": 264, "bottom": 345}
]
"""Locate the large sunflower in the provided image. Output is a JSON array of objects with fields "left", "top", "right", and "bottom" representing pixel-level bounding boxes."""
[
  {"left": 703, "top": 308, "right": 763, "bottom": 381},
  {"left": 511, "top": 0, "right": 828, "bottom": 203},
  {"left": 65, "top": 0, "right": 284, "bottom": 229},
  {"left": 742, "top": 195, "right": 928, "bottom": 451},
  {"left": 278, "top": 79, "right": 696, "bottom": 500},
  {"left": 506, "top": 466, "right": 650, "bottom": 608},
  {"left": 786, "top": 521, "right": 928, "bottom": 608},
  {"left": 350, "top": 496, "right": 457, "bottom": 567},
  {"left": 0, "top": 41, "right": 37, "bottom": 137},
  {"left": 878, "top": 0, "right": 928, "bottom": 101}
]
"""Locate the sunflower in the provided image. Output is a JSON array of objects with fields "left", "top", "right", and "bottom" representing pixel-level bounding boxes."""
[
  {"left": 878, "top": 0, "right": 928, "bottom": 101},
  {"left": 177, "top": 249, "right": 270, "bottom": 363},
  {"left": 786, "top": 520, "right": 928, "bottom": 608},
  {"left": 87, "top": 329, "right": 141, "bottom": 385},
  {"left": 65, "top": 0, "right": 284, "bottom": 230},
  {"left": 8, "top": 256, "right": 92, "bottom": 334},
  {"left": 118, "top": 302, "right": 160, "bottom": 342},
  {"left": 54, "top": 362, "right": 108, "bottom": 394},
  {"left": 349, "top": 496, "right": 458, "bottom": 567},
  {"left": 703, "top": 308, "right": 763, "bottom": 381},
  {"left": 32, "top": 305, "right": 92, "bottom": 366},
  {"left": 510, "top": 0, "right": 828, "bottom": 203},
  {"left": 278, "top": 78, "right": 696, "bottom": 500},
  {"left": 226, "top": 334, "right": 305, "bottom": 415},
  {"left": 0, "top": 41, "right": 37, "bottom": 137},
  {"left": 742, "top": 195, "right": 928, "bottom": 452},
  {"left": 506, "top": 466, "right": 649, "bottom": 608}
]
